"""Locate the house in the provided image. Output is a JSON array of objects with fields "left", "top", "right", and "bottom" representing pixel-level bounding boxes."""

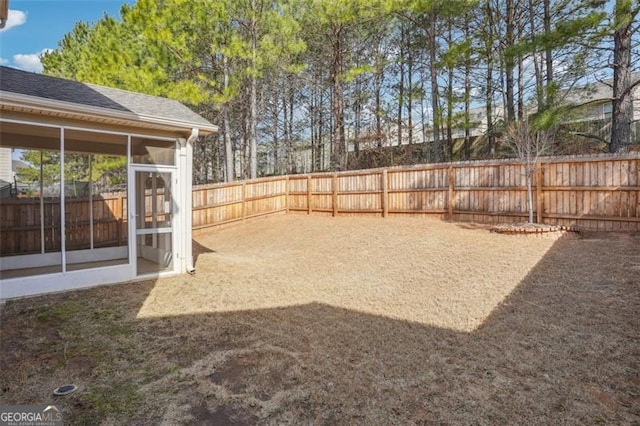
[
  {"left": 560, "top": 75, "right": 640, "bottom": 146},
  {"left": 285, "top": 104, "right": 506, "bottom": 173},
  {"left": 0, "top": 147, "right": 11, "bottom": 198},
  {"left": 0, "top": 66, "right": 217, "bottom": 299},
  {"left": 281, "top": 75, "right": 639, "bottom": 174},
  {"left": 0, "top": 147, "right": 10, "bottom": 182}
]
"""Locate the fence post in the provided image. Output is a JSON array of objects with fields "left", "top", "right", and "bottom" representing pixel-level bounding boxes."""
[
  {"left": 448, "top": 165, "right": 455, "bottom": 218},
  {"left": 536, "top": 162, "right": 544, "bottom": 224},
  {"left": 382, "top": 169, "right": 388, "bottom": 218},
  {"left": 332, "top": 173, "right": 338, "bottom": 217},
  {"left": 241, "top": 181, "right": 247, "bottom": 221},
  {"left": 307, "top": 176, "right": 312, "bottom": 215},
  {"left": 285, "top": 176, "right": 290, "bottom": 213},
  {"left": 117, "top": 194, "right": 124, "bottom": 246}
]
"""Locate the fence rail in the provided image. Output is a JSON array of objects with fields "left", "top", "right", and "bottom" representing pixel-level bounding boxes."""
[{"left": 2, "top": 155, "right": 639, "bottom": 255}]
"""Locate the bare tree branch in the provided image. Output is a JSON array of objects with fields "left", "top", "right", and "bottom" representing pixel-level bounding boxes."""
[{"left": 503, "top": 121, "right": 552, "bottom": 223}]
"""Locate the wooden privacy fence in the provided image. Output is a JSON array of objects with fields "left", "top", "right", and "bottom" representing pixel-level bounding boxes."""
[
  {"left": 193, "top": 154, "right": 640, "bottom": 232},
  {"left": 0, "top": 193, "right": 126, "bottom": 255},
  {"left": 192, "top": 177, "right": 288, "bottom": 230},
  {"left": 2, "top": 154, "right": 639, "bottom": 254}
]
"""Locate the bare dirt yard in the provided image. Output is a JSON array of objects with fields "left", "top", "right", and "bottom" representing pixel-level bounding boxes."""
[{"left": 1, "top": 215, "right": 639, "bottom": 425}]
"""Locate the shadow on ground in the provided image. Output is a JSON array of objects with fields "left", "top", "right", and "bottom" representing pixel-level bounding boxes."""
[
  {"left": 192, "top": 239, "right": 215, "bottom": 266},
  {"left": 1, "top": 232, "right": 639, "bottom": 424}
]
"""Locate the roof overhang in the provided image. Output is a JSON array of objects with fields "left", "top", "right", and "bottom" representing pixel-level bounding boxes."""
[
  {"left": 0, "top": 90, "right": 218, "bottom": 136},
  {"left": 0, "top": 0, "right": 7, "bottom": 29}
]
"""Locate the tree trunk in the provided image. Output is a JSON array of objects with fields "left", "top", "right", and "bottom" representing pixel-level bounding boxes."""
[
  {"left": 446, "top": 69, "right": 453, "bottom": 161},
  {"left": 446, "top": 22, "right": 454, "bottom": 161},
  {"left": 464, "top": 18, "right": 471, "bottom": 160},
  {"left": 375, "top": 71, "right": 383, "bottom": 148},
  {"left": 397, "top": 26, "right": 405, "bottom": 147},
  {"left": 505, "top": 0, "right": 516, "bottom": 123},
  {"left": 485, "top": 0, "right": 495, "bottom": 157},
  {"left": 250, "top": 77, "right": 257, "bottom": 178},
  {"left": 354, "top": 75, "right": 362, "bottom": 166},
  {"left": 517, "top": 14, "right": 525, "bottom": 121},
  {"left": 310, "top": 86, "right": 316, "bottom": 173},
  {"left": 272, "top": 87, "right": 279, "bottom": 175},
  {"left": 420, "top": 80, "right": 430, "bottom": 162},
  {"left": 610, "top": 0, "right": 635, "bottom": 152},
  {"left": 528, "top": 0, "right": 544, "bottom": 112},
  {"left": 330, "top": 25, "right": 346, "bottom": 171},
  {"left": 543, "top": 0, "right": 553, "bottom": 108},
  {"left": 286, "top": 79, "right": 294, "bottom": 173},
  {"left": 242, "top": 103, "right": 250, "bottom": 179},
  {"left": 223, "top": 56, "right": 234, "bottom": 182},
  {"left": 429, "top": 8, "right": 442, "bottom": 162},
  {"left": 249, "top": 9, "right": 258, "bottom": 179},
  {"left": 407, "top": 29, "right": 414, "bottom": 146},
  {"left": 317, "top": 89, "right": 324, "bottom": 171}
]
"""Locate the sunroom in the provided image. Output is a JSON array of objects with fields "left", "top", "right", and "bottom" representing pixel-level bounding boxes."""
[{"left": 0, "top": 66, "right": 217, "bottom": 299}]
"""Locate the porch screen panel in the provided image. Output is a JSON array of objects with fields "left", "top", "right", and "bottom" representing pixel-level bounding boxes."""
[
  {"left": 63, "top": 129, "right": 128, "bottom": 271},
  {"left": 63, "top": 152, "right": 92, "bottom": 251},
  {"left": 0, "top": 122, "right": 62, "bottom": 278}
]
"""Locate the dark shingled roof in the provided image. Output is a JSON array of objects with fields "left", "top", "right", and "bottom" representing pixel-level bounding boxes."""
[{"left": 0, "top": 66, "right": 215, "bottom": 130}]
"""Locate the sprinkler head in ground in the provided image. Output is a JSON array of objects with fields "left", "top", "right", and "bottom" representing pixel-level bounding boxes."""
[{"left": 53, "top": 384, "right": 78, "bottom": 396}]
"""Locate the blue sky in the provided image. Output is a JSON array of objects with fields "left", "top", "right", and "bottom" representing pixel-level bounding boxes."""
[{"left": 0, "top": 0, "right": 134, "bottom": 73}]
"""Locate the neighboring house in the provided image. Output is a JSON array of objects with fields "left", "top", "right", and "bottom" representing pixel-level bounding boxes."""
[
  {"left": 0, "top": 148, "right": 15, "bottom": 199},
  {"left": 0, "top": 147, "right": 10, "bottom": 182},
  {"left": 284, "top": 77, "right": 638, "bottom": 174},
  {"left": 286, "top": 104, "right": 506, "bottom": 173},
  {"left": 0, "top": 150, "right": 33, "bottom": 198},
  {"left": 0, "top": 66, "right": 217, "bottom": 300},
  {"left": 560, "top": 75, "right": 640, "bottom": 146},
  {"left": 0, "top": 178, "right": 10, "bottom": 198}
]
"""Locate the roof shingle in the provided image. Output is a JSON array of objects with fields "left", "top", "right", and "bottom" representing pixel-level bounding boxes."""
[{"left": 0, "top": 66, "right": 215, "bottom": 131}]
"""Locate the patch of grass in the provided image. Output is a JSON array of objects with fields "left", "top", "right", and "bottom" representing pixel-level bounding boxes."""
[
  {"left": 103, "top": 324, "right": 133, "bottom": 336},
  {"left": 82, "top": 381, "right": 142, "bottom": 422},
  {"left": 35, "top": 301, "right": 83, "bottom": 322},
  {"left": 73, "top": 410, "right": 103, "bottom": 426},
  {"left": 91, "top": 309, "right": 124, "bottom": 322}
]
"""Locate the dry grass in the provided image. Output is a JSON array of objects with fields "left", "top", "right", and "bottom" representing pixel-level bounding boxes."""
[{"left": 1, "top": 215, "right": 639, "bottom": 425}]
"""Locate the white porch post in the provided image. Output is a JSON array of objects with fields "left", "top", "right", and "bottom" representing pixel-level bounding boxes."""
[
  {"left": 180, "top": 129, "right": 197, "bottom": 274},
  {"left": 60, "top": 127, "right": 66, "bottom": 273}
]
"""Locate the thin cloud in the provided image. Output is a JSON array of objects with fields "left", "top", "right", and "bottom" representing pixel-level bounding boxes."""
[
  {"left": 12, "top": 48, "right": 54, "bottom": 73},
  {"left": 0, "top": 9, "right": 27, "bottom": 32}
]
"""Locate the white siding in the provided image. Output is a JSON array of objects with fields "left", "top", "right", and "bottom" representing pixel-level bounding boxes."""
[{"left": 0, "top": 147, "right": 11, "bottom": 183}]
